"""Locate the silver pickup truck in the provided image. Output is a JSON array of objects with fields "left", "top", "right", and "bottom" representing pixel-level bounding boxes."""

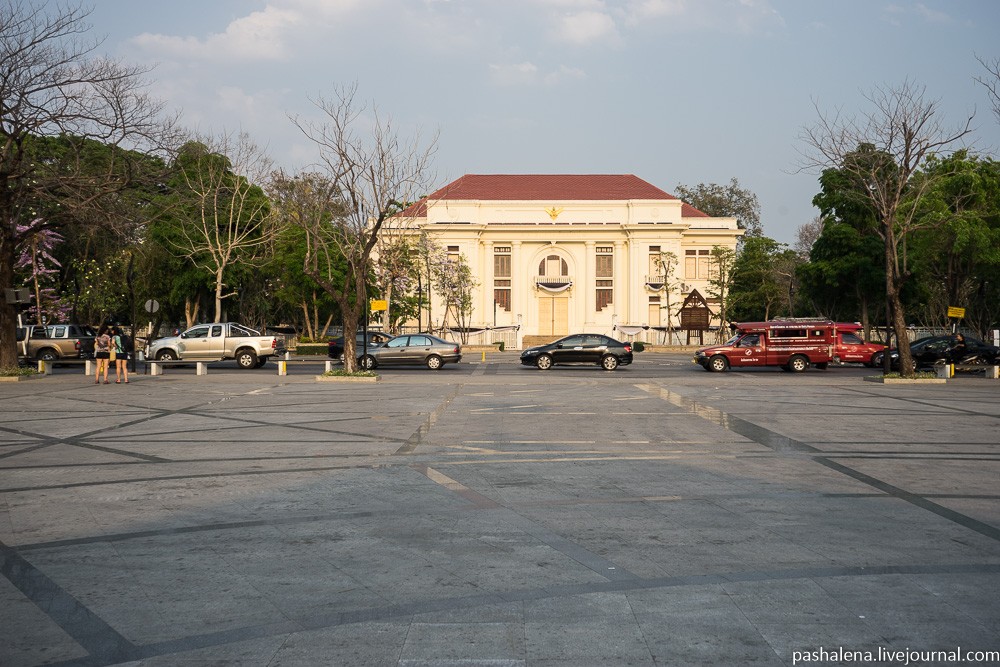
[{"left": 146, "top": 322, "right": 283, "bottom": 369}]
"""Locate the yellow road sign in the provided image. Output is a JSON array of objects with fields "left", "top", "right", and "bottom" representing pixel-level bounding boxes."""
[
  {"left": 947, "top": 306, "right": 965, "bottom": 319},
  {"left": 370, "top": 299, "right": 388, "bottom": 312}
]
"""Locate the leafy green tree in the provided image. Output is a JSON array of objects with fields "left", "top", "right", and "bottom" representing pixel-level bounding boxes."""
[
  {"left": 675, "top": 178, "right": 762, "bottom": 237},
  {"left": 796, "top": 222, "right": 884, "bottom": 335},
  {"left": 707, "top": 246, "right": 737, "bottom": 341},
  {"left": 805, "top": 162, "right": 886, "bottom": 337},
  {"left": 728, "top": 236, "right": 795, "bottom": 321},
  {"left": 906, "top": 150, "right": 1000, "bottom": 332},
  {"left": 802, "top": 82, "right": 973, "bottom": 375},
  {"left": 267, "top": 172, "right": 346, "bottom": 339},
  {"left": 158, "top": 136, "right": 275, "bottom": 323}
]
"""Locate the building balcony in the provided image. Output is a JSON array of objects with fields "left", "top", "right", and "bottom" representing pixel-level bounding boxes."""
[
  {"left": 535, "top": 275, "right": 573, "bottom": 292},
  {"left": 645, "top": 274, "right": 665, "bottom": 290}
]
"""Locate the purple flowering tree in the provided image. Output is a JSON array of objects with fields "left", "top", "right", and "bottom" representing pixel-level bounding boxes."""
[{"left": 14, "top": 219, "right": 70, "bottom": 324}]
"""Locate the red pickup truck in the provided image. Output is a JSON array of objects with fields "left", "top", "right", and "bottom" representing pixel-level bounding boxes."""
[{"left": 693, "top": 320, "right": 884, "bottom": 372}]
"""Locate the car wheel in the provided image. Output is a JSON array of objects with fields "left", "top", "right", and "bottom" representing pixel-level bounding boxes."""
[
  {"left": 869, "top": 352, "right": 884, "bottom": 368},
  {"left": 788, "top": 355, "right": 809, "bottom": 372},
  {"left": 360, "top": 354, "right": 377, "bottom": 370},
  {"left": 708, "top": 355, "right": 729, "bottom": 372},
  {"left": 236, "top": 349, "right": 258, "bottom": 369},
  {"left": 535, "top": 354, "right": 553, "bottom": 370},
  {"left": 38, "top": 348, "right": 58, "bottom": 362},
  {"left": 426, "top": 355, "right": 443, "bottom": 370},
  {"left": 156, "top": 349, "right": 177, "bottom": 361},
  {"left": 601, "top": 354, "right": 619, "bottom": 371}
]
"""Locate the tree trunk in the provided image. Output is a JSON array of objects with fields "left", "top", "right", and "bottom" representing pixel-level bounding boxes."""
[
  {"left": 300, "top": 301, "right": 314, "bottom": 340},
  {"left": 214, "top": 269, "right": 224, "bottom": 322},
  {"left": 0, "top": 237, "right": 18, "bottom": 367},
  {"left": 185, "top": 297, "right": 200, "bottom": 328},
  {"left": 885, "top": 228, "right": 913, "bottom": 376}
]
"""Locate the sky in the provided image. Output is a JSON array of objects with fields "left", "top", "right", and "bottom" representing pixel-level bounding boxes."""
[{"left": 86, "top": 0, "right": 1000, "bottom": 244}]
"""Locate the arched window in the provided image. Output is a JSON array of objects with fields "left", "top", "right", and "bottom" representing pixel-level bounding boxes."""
[{"left": 538, "top": 255, "right": 568, "bottom": 278}]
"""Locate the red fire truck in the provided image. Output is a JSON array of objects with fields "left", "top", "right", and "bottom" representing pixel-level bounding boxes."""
[{"left": 693, "top": 320, "right": 878, "bottom": 372}]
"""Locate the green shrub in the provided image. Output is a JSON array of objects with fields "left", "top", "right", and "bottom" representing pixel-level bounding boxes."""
[
  {"left": 496, "top": 341, "right": 505, "bottom": 352},
  {"left": 632, "top": 341, "right": 645, "bottom": 353},
  {"left": 0, "top": 366, "right": 38, "bottom": 377},
  {"left": 294, "top": 344, "right": 328, "bottom": 355},
  {"left": 322, "top": 369, "right": 376, "bottom": 377}
]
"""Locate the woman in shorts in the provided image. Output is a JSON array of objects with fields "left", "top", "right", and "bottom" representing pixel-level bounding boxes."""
[
  {"left": 94, "top": 325, "right": 112, "bottom": 384},
  {"left": 112, "top": 326, "right": 129, "bottom": 384}
]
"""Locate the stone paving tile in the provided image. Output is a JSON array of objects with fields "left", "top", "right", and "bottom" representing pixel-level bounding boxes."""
[{"left": 2, "top": 363, "right": 999, "bottom": 665}]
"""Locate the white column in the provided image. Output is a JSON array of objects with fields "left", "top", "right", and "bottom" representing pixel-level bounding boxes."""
[
  {"left": 511, "top": 240, "right": 524, "bottom": 336},
  {"left": 584, "top": 241, "right": 595, "bottom": 328},
  {"left": 483, "top": 240, "right": 493, "bottom": 328},
  {"left": 614, "top": 240, "right": 627, "bottom": 326}
]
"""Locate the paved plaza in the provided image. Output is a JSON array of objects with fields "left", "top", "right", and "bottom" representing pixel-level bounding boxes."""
[{"left": 1, "top": 355, "right": 999, "bottom": 666}]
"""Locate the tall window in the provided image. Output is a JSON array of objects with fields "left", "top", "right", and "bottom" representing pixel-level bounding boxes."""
[
  {"left": 684, "top": 249, "right": 711, "bottom": 279},
  {"left": 494, "top": 246, "right": 511, "bottom": 311},
  {"left": 648, "top": 245, "right": 662, "bottom": 279},
  {"left": 596, "top": 246, "right": 613, "bottom": 311}
]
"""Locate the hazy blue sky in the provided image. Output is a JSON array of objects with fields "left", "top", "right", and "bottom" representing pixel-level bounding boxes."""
[{"left": 87, "top": 0, "right": 1000, "bottom": 243}]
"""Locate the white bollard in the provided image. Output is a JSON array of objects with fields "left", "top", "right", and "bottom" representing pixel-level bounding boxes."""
[
  {"left": 38, "top": 360, "right": 51, "bottom": 375},
  {"left": 278, "top": 360, "right": 287, "bottom": 376},
  {"left": 85, "top": 359, "right": 94, "bottom": 375},
  {"left": 150, "top": 361, "right": 162, "bottom": 376},
  {"left": 935, "top": 364, "right": 951, "bottom": 379},
  {"left": 325, "top": 360, "right": 334, "bottom": 373},
  {"left": 986, "top": 365, "right": 999, "bottom": 380},
  {"left": 196, "top": 362, "right": 208, "bottom": 376}
]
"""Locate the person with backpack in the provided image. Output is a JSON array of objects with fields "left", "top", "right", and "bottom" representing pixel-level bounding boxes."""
[{"left": 112, "top": 326, "right": 131, "bottom": 384}]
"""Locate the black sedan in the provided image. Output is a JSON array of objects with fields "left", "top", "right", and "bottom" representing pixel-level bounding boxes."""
[
  {"left": 520, "top": 334, "right": 633, "bottom": 371},
  {"left": 357, "top": 334, "right": 461, "bottom": 370},
  {"left": 882, "top": 334, "right": 999, "bottom": 370},
  {"left": 328, "top": 331, "right": 393, "bottom": 359}
]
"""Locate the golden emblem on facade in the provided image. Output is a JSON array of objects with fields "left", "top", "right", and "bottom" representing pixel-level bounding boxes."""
[{"left": 545, "top": 206, "right": 564, "bottom": 220}]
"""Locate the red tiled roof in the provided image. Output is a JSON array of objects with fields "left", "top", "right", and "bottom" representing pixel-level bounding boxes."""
[{"left": 402, "top": 174, "right": 709, "bottom": 218}]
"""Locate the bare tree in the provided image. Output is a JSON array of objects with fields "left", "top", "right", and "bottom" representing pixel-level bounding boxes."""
[
  {"left": 654, "top": 251, "right": 681, "bottom": 344},
  {"left": 800, "top": 81, "right": 973, "bottom": 375},
  {"left": 794, "top": 216, "right": 824, "bottom": 260},
  {"left": 290, "top": 83, "right": 436, "bottom": 372},
  {"left": 0, "top": 1, "right": 173, "bottom": 367},
  {"left": 168, "top": 133, "right": 275, "bottom": 322},
  {"left": 975, "top": 53, "right": 1000, "bottom": 125},
  {"left": 707, "top": 246, "right": 737, "bottom": 342}
]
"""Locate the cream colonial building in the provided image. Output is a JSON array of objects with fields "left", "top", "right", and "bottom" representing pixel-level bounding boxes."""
[{"left": 401, "top": 174, "right": 743, "bottom": 348}]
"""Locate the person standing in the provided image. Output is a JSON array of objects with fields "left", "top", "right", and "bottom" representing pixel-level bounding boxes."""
[
  {"left": 94, "top": 325, "right": 112, "bottom": 384},
  {"left": 112, "top": 326, "right": 130, "bottom": 384}
]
